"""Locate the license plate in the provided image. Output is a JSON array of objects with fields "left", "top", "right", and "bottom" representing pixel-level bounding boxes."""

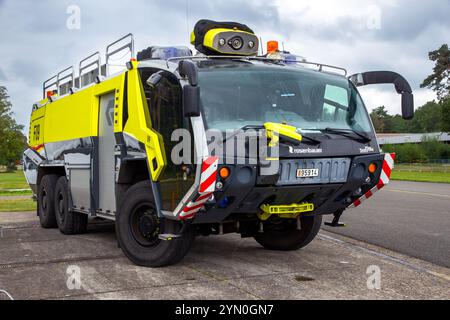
[{"left": 297, "top": 168, "right": 319, "bottom": 178}]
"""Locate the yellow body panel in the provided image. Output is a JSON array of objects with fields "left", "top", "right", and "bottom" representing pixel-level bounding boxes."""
[
  {"left": 29, "top": 105, "right": 46, "bottom": 147},
  {"left": 123, "top": 61, "right": 167, "bottom": 181},
  {"left": 30, "top": 62, "right": 167, "bottom": 181},
  {"left": 35, "top": 74, "right": 125, "bottom": 144}
]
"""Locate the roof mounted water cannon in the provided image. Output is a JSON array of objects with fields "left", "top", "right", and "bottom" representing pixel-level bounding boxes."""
[{"left": 190, "top": 19, "right": 259, "bottom": 56}]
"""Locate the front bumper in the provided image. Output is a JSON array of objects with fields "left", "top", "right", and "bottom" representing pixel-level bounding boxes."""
[{"left": 193, "top": 154, "right": 386, "bottom": 224}]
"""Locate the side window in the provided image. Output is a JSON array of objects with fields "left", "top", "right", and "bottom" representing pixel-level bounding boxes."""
[
  {"left": 148, "top": 75, "right": 183, "bottom": 134},
  {"left": 321, "top": 85, "right": 349, "bottom": 122}
]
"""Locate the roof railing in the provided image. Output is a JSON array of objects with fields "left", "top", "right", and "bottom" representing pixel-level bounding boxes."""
[
  {"left": 79, "top": 51, "right": 102, "bottom": 88},
  {"left": 106, "top": 33, "right": 134, "bottom": 77},
  {"left": 43, "top": 75, "right": 58, "bottom": 99},
  {"left": 42, "top": 33, "right": 134, "bottom": 99}
]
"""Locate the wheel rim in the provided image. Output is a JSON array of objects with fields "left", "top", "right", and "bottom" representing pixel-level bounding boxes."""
[
  {"left": 41, "top": 190, "right": 48, "bottom": 211},
  {"left": 129, "top": 205, "right": 161, "bottom": 248},
  {"left": 57, "top": 191, "right": 65, "bottom": 224}
]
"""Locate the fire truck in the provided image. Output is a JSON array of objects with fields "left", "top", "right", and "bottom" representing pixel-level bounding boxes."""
[{"left": 23, "top": 20, "right": 414, "bottom": 267}]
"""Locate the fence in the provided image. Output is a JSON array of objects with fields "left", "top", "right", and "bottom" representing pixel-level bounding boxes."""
[{"left": 394, "top": 161, "right": 450, "bottom": 173}]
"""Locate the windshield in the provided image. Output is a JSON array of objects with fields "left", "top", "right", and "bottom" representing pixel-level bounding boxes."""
[{"left": 198, "top": 63, "right": 373, "bottom": 133}]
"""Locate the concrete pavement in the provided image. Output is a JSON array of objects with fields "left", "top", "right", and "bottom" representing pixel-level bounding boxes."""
[
  {"left": 324, "top": 181, "right": 450, "bottom": 268},
  {"left": 0, "top": 210, "right": 449, "bottom": 300}
]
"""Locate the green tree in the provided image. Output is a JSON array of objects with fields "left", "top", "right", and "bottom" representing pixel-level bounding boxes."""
[
  {"left": 442, "top": 98, "right": 450, "bottom": 132},
  {"left": 0, "top": 86, "right": 27, "bottom": 171},
  {"left": 413, "top": 101, "right": 442, "bottom": 133},
  {"left": 420, "top": 44, "right": 450, "bottom": 101},
  {"left": 370, "top": 106, "right": 392, "bottom": 133}
]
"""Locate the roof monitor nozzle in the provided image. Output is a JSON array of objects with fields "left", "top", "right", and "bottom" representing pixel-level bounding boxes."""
[{"left": 190, "top": 19, "right": 259, "bottom": 56}]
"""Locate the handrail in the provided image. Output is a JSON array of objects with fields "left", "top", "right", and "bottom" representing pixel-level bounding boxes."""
[
  {"left": 56, "top": 66, "right": 75, "bottom": 95},
  {"left": 43, "top": 75, "right": 58, "bottom": 98},
  {"left": 106, "top": 33, "right": 134, "bottom": 76},
  {"left": 79, "top": 51, "right": 101, "bottom": 88}
]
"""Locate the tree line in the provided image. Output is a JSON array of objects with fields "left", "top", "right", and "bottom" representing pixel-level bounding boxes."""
[
  {"left": 0, "top": 86, "right": 27, "bottom": 171},
  {"left": 371, "top": 44, "right": 449, "bottom": 134}
]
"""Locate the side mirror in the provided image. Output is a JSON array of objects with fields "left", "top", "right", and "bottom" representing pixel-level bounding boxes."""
[
  {"left": 183, "top": 85, "right": 200, "bottom": 117},
  {"left": 179, "top": 60, "right": 200, "bottom": 117},
  {"left": 178, "top": 60, "right": 198, "bottom": 86},
  {"left": 349, "top": 71, "right": 415, "bottom": 120},
  {"left": 401, "top": 92, "right": 414, "bottom": 120}
]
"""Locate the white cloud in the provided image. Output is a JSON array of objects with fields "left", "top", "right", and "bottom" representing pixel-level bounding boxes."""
[{"left": 358, "top": 86, "right": 437, "bottom": 114}]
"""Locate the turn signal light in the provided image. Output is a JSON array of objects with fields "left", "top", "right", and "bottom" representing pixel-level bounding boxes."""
[
  {"left": 368, "top": 163, "right": 377, "bottom": 174},
  {"left": 219, "top": 167, "right": 230, "bottom": 180}
]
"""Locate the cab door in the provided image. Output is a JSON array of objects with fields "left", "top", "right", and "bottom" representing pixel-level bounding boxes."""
[
  {"left": 97, "top": 92, "right": 116, "bottom": 215},
  {"left": 143, "top": 70, "right": 195, "bottom": 211}
]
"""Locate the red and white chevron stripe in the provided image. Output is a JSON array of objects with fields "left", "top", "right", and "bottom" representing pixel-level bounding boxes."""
[
  {"left": 348, "top": 153, "right": 395, "bottom": 209},
  {"left": 179, "top": 192, "right": 213, "bottom": 220},
  {"left": 199, "top": 156, "right": 219, "bottom": 194},
  {"left": 179, "top": 156, "right": 219, "bottom": 220}
]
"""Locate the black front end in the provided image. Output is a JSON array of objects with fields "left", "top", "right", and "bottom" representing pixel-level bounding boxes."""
[{"left": 194, "top": 152, "right": 385, "bottom": 224}]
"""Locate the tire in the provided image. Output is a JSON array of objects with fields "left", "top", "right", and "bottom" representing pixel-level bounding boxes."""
[
  {"left": 54, "top": 176, "right": 88, "bottom": 235},
  {"left": 37, "top": 174, "right": 59, "bottom": 228},
  {"left": 116, "top": 180, "right": 195, "bottom": 267},
  {"left": 254, "top": 215, "right": 322, "bottom": 251}
]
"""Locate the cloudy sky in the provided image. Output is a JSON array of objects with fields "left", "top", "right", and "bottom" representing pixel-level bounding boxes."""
[{"left": 0, "top": 0, "right": 448, "bottom": 133}]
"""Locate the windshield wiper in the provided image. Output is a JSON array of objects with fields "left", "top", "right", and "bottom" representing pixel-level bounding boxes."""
[
  {"left": 321, "top": 128, "right": 372, "bottom": 142},
  {"left": 220, "top": 125, "right": 321, "bottom": 145},
  {"left": 220, "top": 125, "right": 265, "bottom": 144},
  {"left": 297, "top": 133, "right": 322, "bottom": 145}
]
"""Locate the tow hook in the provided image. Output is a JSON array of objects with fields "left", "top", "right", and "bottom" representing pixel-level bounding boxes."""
[
  {"left": 158, "top": 220, "right": 190, "bottom": 241},
  {"left": 325, "top": 209, "right": 347, "bottom": 228}
]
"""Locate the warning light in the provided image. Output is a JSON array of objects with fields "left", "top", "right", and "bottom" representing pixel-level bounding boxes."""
[
  {"left": 267, "top": 41, "right": 279, "bottom": 53},
  {"left": 368, "top": 163, "right": 377, "bottom": 174}
]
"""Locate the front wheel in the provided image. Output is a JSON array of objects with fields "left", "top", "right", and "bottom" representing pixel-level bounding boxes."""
[
  {"left": 254, "top": 215, "right": 322, "bottom": 251},
  {"left": 116, "top": 181, "right": 195, "bottom": 268}
]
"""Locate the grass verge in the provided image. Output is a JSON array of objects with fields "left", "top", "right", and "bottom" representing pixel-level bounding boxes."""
[
  {"left": 0, "top": 199, "right": 36, "bottom": 212},
  {"left": 0, "top": 171, "right": 30, "bottom": 189},
  {"left": 391, "top": 171, "right": 450, "bottom": 184}
]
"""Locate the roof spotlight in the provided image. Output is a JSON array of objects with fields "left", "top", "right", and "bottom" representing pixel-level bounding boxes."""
[{"left": 229, "top": 36, "right": 244, "bottom": 50}]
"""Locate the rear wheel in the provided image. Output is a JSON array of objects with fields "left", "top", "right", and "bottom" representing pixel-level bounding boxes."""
[
  {"left": 116, "top": 181, "right": 195, "bottom": 267},
  {"left": 54, "top": 176, "right": 88, "bottom": 235},
  {"left": 254, "top": 215, "right": 322, "bottom": 251},
  {"left": 37, "top": 174, "right": 59, "bottom": 228}
]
